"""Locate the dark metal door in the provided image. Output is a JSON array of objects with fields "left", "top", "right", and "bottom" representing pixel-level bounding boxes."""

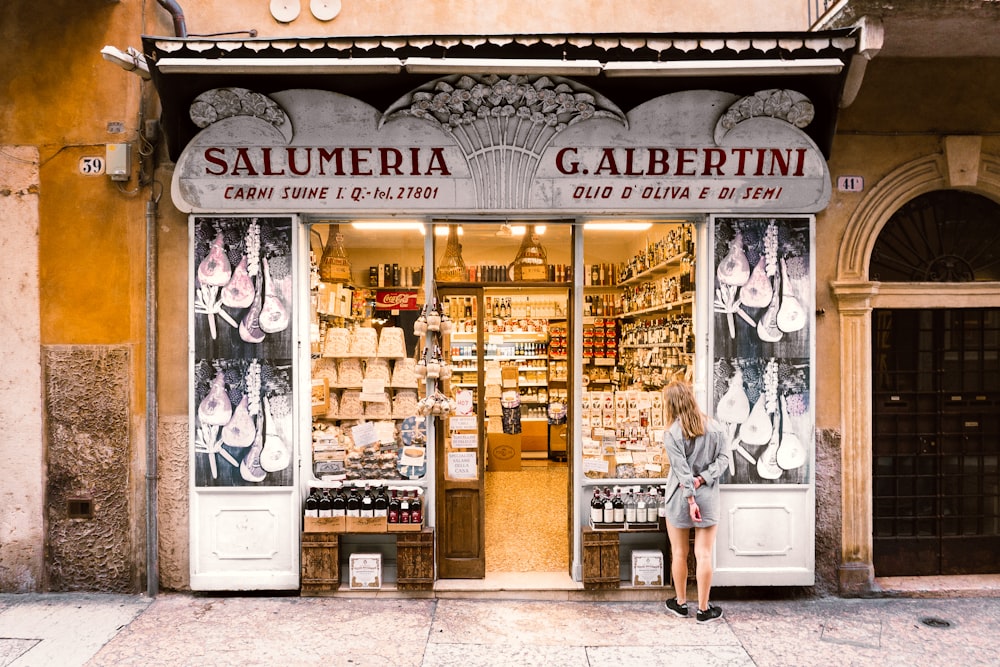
[{"left": 872, "top": 308, "right": 1000, "bottom": 575}]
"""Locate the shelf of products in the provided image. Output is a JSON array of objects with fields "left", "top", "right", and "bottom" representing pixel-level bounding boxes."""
[
  {"left": 310, "top": 253, "right": 429, "bottom": 484},
  {"left": 617, "top": 313, "right": 694, "bottom": 390},
  {"left": 580, "top": 388, "right": 668, "bottom": 481}
]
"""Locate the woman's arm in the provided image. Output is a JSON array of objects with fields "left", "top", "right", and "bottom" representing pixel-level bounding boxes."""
[
  {"left": 663, "top": 427, "right": 697, "bottom": 498},
  {"left": 697, "top": 427, "right": 731, "bottom": 486}
]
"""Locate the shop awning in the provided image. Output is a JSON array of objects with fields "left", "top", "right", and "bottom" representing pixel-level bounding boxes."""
[{"left": 141, "top": 29, "right": 859, "bottom": 161}]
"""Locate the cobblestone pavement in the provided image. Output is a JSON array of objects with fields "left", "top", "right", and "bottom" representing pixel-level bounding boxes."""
[{"left": 1, "top": 592, "right": 997, "bottom": 666}]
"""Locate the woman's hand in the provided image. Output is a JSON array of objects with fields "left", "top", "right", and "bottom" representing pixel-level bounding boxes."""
[
  {"left": 688, "top": 499, "right": 702, "bottom": 522},
  {"left": 693, "top": 475, "right": 704, "bottom": 490}
]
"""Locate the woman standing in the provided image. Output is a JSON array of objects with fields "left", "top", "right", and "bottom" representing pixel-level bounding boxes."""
[{"left": 661, "top": 381, "right": 730, "bottom": 623}]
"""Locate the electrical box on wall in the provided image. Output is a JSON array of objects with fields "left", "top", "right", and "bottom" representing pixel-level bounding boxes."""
[{"left": 106, "top": 143, "right": 131, "bottom": 181}]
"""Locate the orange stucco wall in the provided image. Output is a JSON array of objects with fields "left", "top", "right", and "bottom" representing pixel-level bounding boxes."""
[
  {"left": 1, "top": 0, "right": 147, "bottom": 346},
  {"left": 152, "top": 0, "right": 808, "bottom": 37},
  {"left": 1, "top": 0, "right": 149, "bottom": 592}
]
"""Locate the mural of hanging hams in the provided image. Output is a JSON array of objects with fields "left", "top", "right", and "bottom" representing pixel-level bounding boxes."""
[
  {"left": 711, "top": 217, "right": 813, "bottom": 485},
  {"left": 192, "top": 216, "right": 295, "bottom": 487}
]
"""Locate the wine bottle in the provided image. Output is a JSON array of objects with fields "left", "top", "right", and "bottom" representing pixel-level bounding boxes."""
[
  {"left": 612, "top": 487, "right": 625, "bottom": 523},
  {"left": 636, "top": 488, "right": 648, "bottom": 523},
  {"left": 653, "top": 485, "right": 666, "bottom": 519},
  {"left": 410, "top": 491, "right": 423, "bottom": 526},
  {"left": 331, "top": 489, "right": 346, "bottom": 518},
  {"left": 305, "top": 488, "right": 320, "bottom": 518},
  {"left": 360, "top": 484, "right": 375, "bottom": 518},
  {"left": 399, "top": 491, "right": 411, "bottom": 524},
  {"left": 590, "top": 488, "right": 603, "bottom": 525},
  {"left": 318, "top": 490, "right": 332, "bottom": 519},
  {"left": 346, "top": 487, "right": 361, "bottom": 518},
  {"left": 624, "top": 489, "right": 637, "bottom": 524},
  {"left": 374, "top": 485, "right": 388, "bottom": 518},
  {"left": 388, "top": 489, "right": 400, "bottom": 524},
  {"left": 602, "top": 488, "right": 614, "bottom": 524}
]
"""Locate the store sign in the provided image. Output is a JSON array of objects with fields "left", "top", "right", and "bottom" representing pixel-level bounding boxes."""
[
  {"left": 374, "top": 290, "right": 419, "bottom": 311},
  {"left": 173, "top": 83, "right": 830, "bottom": 214}
]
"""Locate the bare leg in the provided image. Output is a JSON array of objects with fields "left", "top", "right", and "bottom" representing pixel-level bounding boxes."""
[
  {"left": 666, "top": 522, "right": 691, "bottom": 604},
  {"left": 693, "top": 525, "right": 718, "bottom": 611}
]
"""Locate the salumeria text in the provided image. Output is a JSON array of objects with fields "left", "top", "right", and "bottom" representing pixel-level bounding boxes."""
[{"left": 200, "top": 145, "right": 812, "bottom": 178}]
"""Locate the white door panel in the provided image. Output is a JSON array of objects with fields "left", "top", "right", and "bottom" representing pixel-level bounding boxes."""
[
  {"left": 191, "top": 489, "right": 299, "bottom": 590},
  {"left": 713, "top": 486, "right": 814, "bottom": 586}
]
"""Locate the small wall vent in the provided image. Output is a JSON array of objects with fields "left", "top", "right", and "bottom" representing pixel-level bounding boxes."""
[{"left": 68, "top": 498, "right": 94, "bottom": 520}]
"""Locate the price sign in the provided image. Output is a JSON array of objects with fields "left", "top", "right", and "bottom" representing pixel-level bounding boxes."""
[
  {"left": 451, "top": 433, "right": 478, "bottom": 449},
  {"left": 79, "top": 156, "right": 105, "bottom": 175},
  {"left": 447, "top": 452, "right": 477, "bottom": 480}
]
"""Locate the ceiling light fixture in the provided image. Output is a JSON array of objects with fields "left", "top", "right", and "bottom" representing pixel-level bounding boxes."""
[
  {"left": 351, "top": 221, "right": 426, "bottom": 232},
  {"left": 584, "top": 222, "right": 654, "bottom": 231},
  {"left": 154, "top": 57, "right": 404, "bottom": 74},
  {"left": 507, "top": 225, "right": 546, "bottom": 236},
  {"left": 404, "top": 57, "right": 603, "bottom": 76},
  {"left": 603, "top": 58, "right": 844, "bottom": 77}
]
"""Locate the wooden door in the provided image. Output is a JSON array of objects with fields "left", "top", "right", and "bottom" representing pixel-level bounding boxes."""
[{"left": 436, "top": 288, "right": 486, "bottom": 578}]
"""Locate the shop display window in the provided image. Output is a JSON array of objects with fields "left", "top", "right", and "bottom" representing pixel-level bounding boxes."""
[
  {"left": 307, "top": 222, "right": 428, "bottom": 502},
  {"left": 579, "top": 221, "right": 696, "bottom": 486}
]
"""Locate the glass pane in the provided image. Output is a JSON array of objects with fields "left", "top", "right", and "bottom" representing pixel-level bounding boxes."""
[
  {"left": 309, "top": 222, "right": 428, "bottom": 487},
  {"left": 869, "top": 190, "right": 1000, "bottom": 282}
]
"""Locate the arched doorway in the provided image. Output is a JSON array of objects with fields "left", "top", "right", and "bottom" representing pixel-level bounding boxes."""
[
  {"left": 869, "top": 191, "right": 1000, "bottom": 575},
  {"left": 832, "top": 146, "right": 1000, "bottom": 594}
]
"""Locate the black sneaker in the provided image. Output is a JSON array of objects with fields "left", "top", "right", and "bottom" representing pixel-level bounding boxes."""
[
  {"left": 664, "top": 598, "right": 689, "bottom": 617},
  {"left": 696, "top": 604, "right": 723, "bottom": 624}
]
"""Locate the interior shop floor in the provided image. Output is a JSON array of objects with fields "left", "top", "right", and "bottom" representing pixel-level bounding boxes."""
[{"left": 484, "top": 461, "right": 569, "bottom": 573}]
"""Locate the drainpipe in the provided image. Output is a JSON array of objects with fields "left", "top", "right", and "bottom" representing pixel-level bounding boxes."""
[
  {"left": 145, "top": 196, "right": 160, "bottom": 597},
  {"left": 156, "top": 0, "right": 188, "bottom": 38}
]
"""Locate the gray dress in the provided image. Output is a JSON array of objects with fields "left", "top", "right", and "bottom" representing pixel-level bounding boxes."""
[{"left": 662, "top": 418, "right": 730, "bottom": 528}]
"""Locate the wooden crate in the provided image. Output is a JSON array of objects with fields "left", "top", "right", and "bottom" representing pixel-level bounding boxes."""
[
  {"left": 582, "top": 527, "right": 620, "bottom": 589},
  {"left": 396, "top": 528, "right": 435, "bottom": 590},
  {"left": 301, "top": 532, "right": 339, "bottom": 593}
]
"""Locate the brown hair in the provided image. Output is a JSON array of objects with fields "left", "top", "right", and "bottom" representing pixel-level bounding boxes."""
[{"left": 663, "top": 381, "right": 706, "bottom": 439}]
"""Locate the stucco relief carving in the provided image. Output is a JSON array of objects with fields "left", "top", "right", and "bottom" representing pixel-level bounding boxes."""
[
  {"left": 382, "top": 74, "right": 628, "bottom": 208},
  {"left": 715, "top": 89, "right": 815, "bottom": 144},
  {"left": 189, "top": 87, "right": 290, "bottom": 137}
]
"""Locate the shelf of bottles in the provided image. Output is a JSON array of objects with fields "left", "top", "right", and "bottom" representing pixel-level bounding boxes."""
[
  {"left": 617, "top": 314, "right": 694, "bottom": 390},
  {"left": 446, "top": 263, "right": 574, "bottom": 284},
  {"left": 588, "top": 485, "right": 665, "bottom": 531},
  {"left": 444, "top": 291, "right": 570, "bottom": 423},
  {"left": 303, "top": 482, "right": 425, "bottom": 531}
]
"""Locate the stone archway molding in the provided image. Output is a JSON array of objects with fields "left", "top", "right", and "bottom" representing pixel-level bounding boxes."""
[{"left": 832, "top": 139, "right": 1000, "bottom": 596}]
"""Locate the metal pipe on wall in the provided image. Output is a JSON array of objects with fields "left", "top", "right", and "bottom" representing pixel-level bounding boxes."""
[
  {"left": 145, "top": 197, "right": 160, "bottom": 597},
  {"left": 156, "top": 0, "right": 188, "bottom": 38}
]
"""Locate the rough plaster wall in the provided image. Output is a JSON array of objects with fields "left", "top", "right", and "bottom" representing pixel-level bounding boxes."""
[
  {"left": 814, "top": 428, "right": 842, "bottom": 596},
  {"left": 0, "top": 145, "right": 44, "bottom": 592},
  {"left": 44, "top": 346, "right": 133, "bottom": 592},
  {"left": 157, "top": 417, "right": 189, "bottom": 590}
]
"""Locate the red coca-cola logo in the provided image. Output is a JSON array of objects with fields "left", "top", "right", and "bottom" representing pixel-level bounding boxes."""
[{"left": 375, "top": 291, "right": 418, "bottom": 310}]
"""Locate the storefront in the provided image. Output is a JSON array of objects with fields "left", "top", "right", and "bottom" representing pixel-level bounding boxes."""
[{"left": 145, "top": 30, "right": 857, "bottom": 591}]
